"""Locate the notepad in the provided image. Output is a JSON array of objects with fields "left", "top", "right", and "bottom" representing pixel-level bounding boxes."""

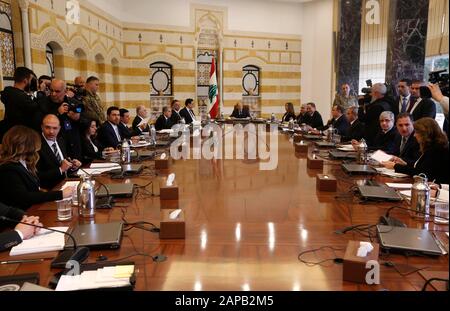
[
  {"left": 10, "top": 227, "right": 69, "bottom": 256},
  {"left": 55, "top": 265, "right": 134, "bottom": 291}
]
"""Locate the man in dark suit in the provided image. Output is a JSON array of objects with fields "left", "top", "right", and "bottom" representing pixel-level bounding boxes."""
[
  {"left": 0, "top": 203, "right": 42, "bottom": 252},
  {"left": 392, "top": 78, "right": 416, "bottom": 117},
  {"left": 37, "top": 114, "right": 82, "bottom": 190},
  {"left": 37, "top": 79, "right": 71, "bottom": 121},
  {"left": 409, "top": 80, "right": 437, "bottom": 121},
  {"left": 179, "top": 98, "right": 196, "bottom": 124},
  {"left": 319, "top": 105, "right": 350, "bottom": 136},
  {"left": 0, "top": 67, "right": 40, "bottom": 139},
  {"left": 369, "top": 111, "right": 399, "bottom": 154},
  {"left": 303, "top": 102, "right": 324, "bottom": 130},
  {"left": 98, "top": 107, "right": 126, "bottom": 148},
  {"left": 155, "top": 107, "right": 175, "bottom": 131},
  {"left": 119, "top": 108, "right": 141, "bottom": 139},
  {"left": 131, "top": 105, "right": 150, "bottom": 134},
  {"left": 358, "top": 83, "right": 392, "bottom": 145},
  {"left": 170, "top": 100, "right": 182, "bottom": 124},
  {"left": 390, "top": 113, "right": 421, "bottom": 166},
  {"left": 230, "top": 102, "right": 251, "bottom": 118},
  {"left": 59, "top": 104, "right": 84, "bottom": 162},
  {"left": 342, "top": 106, "right": 365, "bottom": 142}
]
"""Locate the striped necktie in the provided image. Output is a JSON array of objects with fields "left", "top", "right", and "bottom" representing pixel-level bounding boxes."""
[{"left": 52, "top": 142, "right": 62, "bottom": 163}]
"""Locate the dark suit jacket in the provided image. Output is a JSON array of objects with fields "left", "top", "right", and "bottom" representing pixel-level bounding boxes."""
[
  {"left": 411, "top": 98, "right": 436, "bottom": 121},
  {"left": 342, "top": 119, "right": 365, "bottom": 142},
  {"left": 370, "top": 127, "right": 400, "bottom": 154},
  {"left": 179, "top": 107, "right": 195, "bottom": 124},
  {"left": 358, "top": 98, "right": 392, "bottom": 145},
  {"left": 0, "top": 231, "right": 22, "bottom": 252},
  {"left": 155, "top": 115, "right": 175, "bottom": 131},
  {"left": 322, "top": 115, "right": 350, "bottom": 136},
  {"left": 304, "top": 111, "right": 324, "bottom": 129},
  {"left": 392, "top": 133, "right": 421, "bottom": 166},
  {"left": 0, "top": 86, "right": 40, "bottom": 138},
  {"left": 81, "top": 136, "right": 105, "bottom": 163},
  {"left": 97, "top": 122, "right": 124, "bottom": 149},
  {"left": 170, "top": 110, "right": 182, "bottom": 124},
  {"left": 296, "top": 113, "right": 308, "bottom": 124},
  {"left": 392, "top": 95, "right": 417, "bottom": 117},
  {"left": 395, "top": 145, "right": 449, "bottom": 184},
  {"left": 281, "top": 112, "right": 296, "bottom": 122},
  {"left": 131, "top": 116, "right": 150, "bottom": 134},
  {"left": 37, "top": 135, "right": 68, "bottom": 190},
  {"left": 119, "top": 123, "right": 140, "bottom": 139},
  {"left": 59, "top": 116, "right": 82, "bottom": 161},
  {"left": 0, "top": 162, "right": 62, "bottom": 210},
  {"left": 230, "top": 108, "right": 251, "bottom": 119},
  {"left": 0, "top": 202, "right": 25, "bottom": 225}
]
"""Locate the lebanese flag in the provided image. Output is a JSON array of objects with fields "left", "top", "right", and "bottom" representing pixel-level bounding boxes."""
[{"left": 208, "top": 57, "right": 219, "bottom": 119}]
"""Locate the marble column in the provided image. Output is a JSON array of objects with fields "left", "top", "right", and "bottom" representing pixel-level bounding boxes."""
[
  {"left": 18, "top": 0, "right": 32, "bottom": 69},
  {"left": 336, "top": 0, "right": 363, "bottom": 95},
  {"left": 385, "top": 0, "right": 429, "bottom": 86}
]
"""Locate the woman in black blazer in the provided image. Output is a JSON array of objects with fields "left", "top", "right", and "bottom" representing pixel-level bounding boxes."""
[
  {"left": 0, "top": 126, "right": 74, "bottom": 210},
  {"left": 80, "top": 119, "right": 115, "bottom": 163},
  {"left": 383, "top": 118, "right": 449, "bottom": 184},
  {"left": 282, "top": 102, "right": 296, "bottom": 122}
]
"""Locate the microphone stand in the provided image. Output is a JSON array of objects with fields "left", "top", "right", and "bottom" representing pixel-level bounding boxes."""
[{"left": 0, "top": 216, "right": 89, "bottom": 269}]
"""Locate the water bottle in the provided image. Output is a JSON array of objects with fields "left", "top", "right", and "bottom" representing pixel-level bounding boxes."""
[
  {"left": 150, "top": 124, "right": 157, "bottom": 145},
  {"left": 121, "top": 139, "right": 131, "bottom": 164},
  {"left": 288, "top": 119, "right": 294, "bottom": 130},
  {"left": 271, "top": 113, "right": 276, "bottom": 122},
  {"left": 411, "top": 174, "right": 430, "bottom": 219},
  {"left": 78, "top": 175, "right": 95, "bottom": 218},
  {"left": 356, "top": 139, "right": 368, "bottom": 164},
  {"left": 326, "top": 124, "right": 334, "bottom": 142}
]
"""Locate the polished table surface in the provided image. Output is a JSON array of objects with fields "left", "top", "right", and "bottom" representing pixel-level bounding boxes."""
[{"left": 0, "top": 132, "right": 448, "bottom": 291}]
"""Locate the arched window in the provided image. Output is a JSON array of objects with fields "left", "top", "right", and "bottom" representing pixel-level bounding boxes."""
[
  {"left": 0, "top": 1, "right": 16, "bottom": 83},
  {"left": 150, "top": 62, "right": 172, "bottom": 96},
  {"left": 242, "top": 65, "right": 260, "bottom": 96},
  {"left": 46, "top": 44, "right": 55, "bottom": 78}
]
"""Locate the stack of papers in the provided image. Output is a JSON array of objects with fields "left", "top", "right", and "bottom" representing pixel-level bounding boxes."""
[
  {"left": 385, "top": 183, "right": 412, "bottom": 189},
  {"left": 130, "top": 141, "right": 152, "bottom": 148},
  {"left": 337, "top": 144, "right": 355, "bottom": 152},
  {"left": 56, "top": 265, "right": 134, "bottom": 291},
  {"left": 375, "top": 167, "right": 409, "bottom": 178},
  {"left": 77, "top": 163, "right": 121, "bottom": 176},
  {"left": 60, "top": 181, "right": 80, "bottom": 190},
  {"left": 158, "top": 129, "right": 174, "bottom": 134},
  {"left": 10, "top": 227, "right": 68, "bottom": 256},
  {"left": 399, "top": 189, "right": 449, "bottom": 203},
  {"left": 370, "top": 150, "right": 393, "bottom": 163}
]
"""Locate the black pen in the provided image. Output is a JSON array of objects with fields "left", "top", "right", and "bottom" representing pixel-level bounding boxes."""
[{"left": 1, "top": 259, "right": 44, "bottom": 264}]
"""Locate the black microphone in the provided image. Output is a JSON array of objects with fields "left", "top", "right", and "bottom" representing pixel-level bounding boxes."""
[
  {"left": 380, "top": 205, "right": 449, "bottom": 227},
  {"left": 0, "top": 216, "right": 89, "bottom": 269}
]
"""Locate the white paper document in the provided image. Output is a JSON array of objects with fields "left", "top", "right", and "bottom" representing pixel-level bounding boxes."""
[
  {"left": 370, "top": 150, "right": 393, "bottom": 163},
  {"left": 10, "top": 227, "right": 69, "bottom": 256},
  {"left": 385, "top": 183, "right": 413, "bottom": 189},
  {"left": 56, "top": 265, "right": 134, "bottom": 291},
  {"left": 375, "top": 167, "right": 409, "bottom": 178},
  {"left": 60, "top": 181, "right": 80, "bottom": 191},
  {"left": 337, "top": 144, "right": 355, "bottom": 152},
  {"left": 137, "top": 117, "right": 150, "bottom": 127},
  {"left": 399, "top": 189, "right": 449, "bottom": 203},
  {"left": 157, "top": 129, "right": 174, "bottom": 134}
]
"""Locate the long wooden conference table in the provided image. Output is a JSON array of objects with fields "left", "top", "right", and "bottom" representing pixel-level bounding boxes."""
[{"left": 0, "top": 126, "right": 448, "bottom": 291}]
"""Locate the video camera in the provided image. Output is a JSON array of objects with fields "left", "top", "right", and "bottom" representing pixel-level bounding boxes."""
[
  {"left": 359, "top": 79, "right": 373, "bottom": 105},
  {"left": 429, "top": 69, "right": 449, "bottom": 96},
  {"left": 66, "top": 82, "right": 87, "bottom": 101},
  {"left": 66, "top": 97, "right": 84, "bottom": 114}
]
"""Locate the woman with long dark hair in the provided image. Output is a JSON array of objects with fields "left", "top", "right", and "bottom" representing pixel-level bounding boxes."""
[
  {"left": 383, "top": 118, "right": 449, "bottom": 184},
  {"left": 0, "top": 126, "right": 74, "bottom": 210},
  {"left": 282, "top": 102, "right": 296, "bottom": 122}
]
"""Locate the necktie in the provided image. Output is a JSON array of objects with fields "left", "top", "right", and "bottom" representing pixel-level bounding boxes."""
[
  {"left": 52, "top": 142, "right": 62, "bottom": 163},
  {"left": 400, "top": 136, "right": 407, "bottom": 154},
  {"left": 401, "top": 97, "right": 408, "bottom": 113}
]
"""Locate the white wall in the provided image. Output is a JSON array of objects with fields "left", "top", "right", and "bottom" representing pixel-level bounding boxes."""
[
  {"left": 86, "top": 0, "right": 303, "bottom": 35},
  {"left": 300, "top": 0, "right": 334, "bottom": 119}
]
